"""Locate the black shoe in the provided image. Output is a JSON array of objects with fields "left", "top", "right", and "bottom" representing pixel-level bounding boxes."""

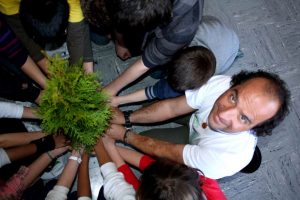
[{"left": 240, "top": 146, "right": 262, "bottom": 173}]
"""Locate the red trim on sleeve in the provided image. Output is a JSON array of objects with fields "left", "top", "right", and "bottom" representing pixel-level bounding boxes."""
[
  {"left": 117, "top": 155, "right": 156, "bottom": 191},
  {"left": 139, "top": 155, "right": 156, "bottom": 171},
  {"left": 200, "top": 176, "right": 227, "bottom": 200},
  {"left": 118, "top": 164, "right": 140, "bottom": 191}
]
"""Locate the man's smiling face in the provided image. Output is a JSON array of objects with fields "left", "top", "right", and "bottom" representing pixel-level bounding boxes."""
[{"left": 208, "top": 78, "right": 280, "bottom": 133}]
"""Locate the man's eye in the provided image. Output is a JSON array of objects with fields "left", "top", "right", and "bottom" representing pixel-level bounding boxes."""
[
  {"left": 241, "top": 115, "right": 249, "bottom": 123},
  {"left": 230, "top": 94, "right": 236, "bottom": 103}
]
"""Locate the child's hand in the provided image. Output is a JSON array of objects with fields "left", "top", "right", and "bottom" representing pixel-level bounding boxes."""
[
  {"left": 115, "top": 43, "right": 131, "bottom": 60},
  {"left": 48, "top": 146, "right": 69, "bottom": 158},
  {"left": 102, "top": 134, "right": 115, "bottom": 146},
  {"left": 53, "top": 134, "right": 70, "bottom": 148}
]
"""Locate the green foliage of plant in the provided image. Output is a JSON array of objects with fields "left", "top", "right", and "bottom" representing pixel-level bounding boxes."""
[{"left": 38, "top": 56, "right": 111, "bottom": 151}]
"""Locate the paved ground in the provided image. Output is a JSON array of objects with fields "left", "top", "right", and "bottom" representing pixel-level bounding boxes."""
[{"left": 91, "top": 1, "right": 300, "bottom": 199}]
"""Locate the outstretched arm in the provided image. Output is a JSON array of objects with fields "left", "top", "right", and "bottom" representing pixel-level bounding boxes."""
[
  {"left": 0, "top": 131, "right": 44, "bottom": 148},
  {"left": 46, "top": 149, "right": 83, "bottom": 200},
  {"left": 22, "top": 107, "right": 38, "bottom": 119},
  {"left": 94, "top": 138, "right": 136, "bottom": 199},
  {"left": 23, "top": 146, "right": 69, "bottom": 187},
  {"left": 0, "top": 147, "right": 68, "bottom": 200},
  {"left": 115, "top": 146, "right": 144, "bottom": 168},
  {"left": 110, "top": 89, "right": 147, "bottom": 107},
  {"left": 0, "top": 102, "right": 38, "bottom": 119},
  {"left": 104, "top": 58, "right": 149, "bottom": 97},
  {"left": 3, "top": 134, "right": 67, "bottom": 164},
  {"left": 77, "top": 152, "right": 92, "bottom": 198},
  {"left": 102, "top": 136, "right": 125, "bottom": 168},
  {"left": 106, "top": 124, "right": 185, "bottom": 164},
  {"left": 111, "top": 95, "right": 195, "bottom": 124},
  {"left": 21, "top": 56, "right": 47, "bottom": 89},
  {"left": 56, "top": 150, "right": 83, "bottom": 188}
]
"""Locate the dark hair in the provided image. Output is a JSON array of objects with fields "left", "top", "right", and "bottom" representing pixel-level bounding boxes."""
[
  {"left": 136, "top": 159, "right": 204, "bottom": 200},
  {"left": 167, "top": 46, "right": 216, "bottom": 91},
  {"left": 106, "top": 0, "right": 173, "bottom": 33},
  {"left": 19, "top": 0, "right": 69, "bottom": 47},
  {"left": 230, "top": 70, "right": 291, "bottom": 136},
  {"left": 80, "top": 0, "right": 113, "bottom": 33}
]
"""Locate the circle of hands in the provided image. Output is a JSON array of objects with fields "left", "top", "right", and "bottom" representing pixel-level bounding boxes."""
[{"left": 38, "top": 104, "right": 128, "bottom": 195}]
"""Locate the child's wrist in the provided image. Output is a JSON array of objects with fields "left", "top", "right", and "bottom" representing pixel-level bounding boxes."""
[{"left": 46, "top": 151, "right": 55, "bottom": 160}]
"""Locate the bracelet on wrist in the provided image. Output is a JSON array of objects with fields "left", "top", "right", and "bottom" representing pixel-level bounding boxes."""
[
  {"left": 123, "top": 110, "right": 133, "bottom": 128},
  {"left": 123, "top": 129, "right": 131, "bottom": 143},
  {"left": 46, "top": 151, "right": 54, "bottom": 160},
  {"left": 69, "top": 156, "right": 82, "bottom": 164}
]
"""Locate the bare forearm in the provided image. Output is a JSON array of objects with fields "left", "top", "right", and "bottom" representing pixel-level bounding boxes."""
[
  {"left": 113, "top": 89, "right": 147, "bottom": 106},
  {"left": 22, "top": 107, "right": 38, "bottom": 119},
  {"left": 103, "top": 142, "right": 125, "bottom": 168},
  {"left": 104, "top": 58, "right": 149, "bottom": 96},
  {"left": 21, "top": 56, "right": 47, "bottom": 89},
  {"left": 6, "top": 143, "right": 37, "bottom": 161},
  {"left": 78, "top": 153, "right": 92, "bottom": 197},
  {"left": 94, "top": 139, "right": 112, "bottom": 164},
  {"left": 116, "top": 146, "right": 144, "bottom": 168},
  {"left": 57, "top": 152, "right": 81, "bottom": 188},
  {"left": 37, "top": 57, "right": 49, "bottom": 75},
  {"left": 23, "top": 153, "right": 52, "bottom": 187},
  {"left": 0, "top": 131, "right": 44, "bottom": 148},
  {"left": 130, "top": 96, "right": 195, "bottom": 124},
  {"left": 23, "top": 147, "right": 68, "bottom": 187},
  {"left": 126, "top": 131, "right": 184, "bottom": 164}
]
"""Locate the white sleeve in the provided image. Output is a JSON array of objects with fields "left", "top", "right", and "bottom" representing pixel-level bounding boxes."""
[
  {"left": 101, "top": 162, "right": 136, "bottom": 200},
  {"left": 78, "top": 197, "right": 92, "bottom": 200},
  {"left": 185, "top": 75, "right": 231, "bottom": 109},
  {"left": 0, "top": 102, "right": 24, "bottom": 118},
  {"left": 46, "top": 185, "right": 69, "bottom": 200}
]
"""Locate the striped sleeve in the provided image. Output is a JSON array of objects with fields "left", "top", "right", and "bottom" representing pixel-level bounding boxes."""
[{"left": 0, "top": 18, "right": 28, "bottom": 68}]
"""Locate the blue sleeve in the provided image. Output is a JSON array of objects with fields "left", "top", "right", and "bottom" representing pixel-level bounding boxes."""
[{"left": 145, "top": 79, "right": 184, "bottom": 100}]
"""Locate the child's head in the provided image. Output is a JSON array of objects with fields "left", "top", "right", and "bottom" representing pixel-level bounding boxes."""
[
  {"left": 107, "top": 0, "right": 173, "bottom": 33},
  {"left": 136, "top": 159, "right": 205, "bottom": 200},
  {"left": 19, "top": 0, "right": 69, "bottom": 47},
  {"left": 167, "top": 46, "right": 216, "bottom": 91},
  {"left": 81, "top": 0, "right": 112, "bottom": 33}
]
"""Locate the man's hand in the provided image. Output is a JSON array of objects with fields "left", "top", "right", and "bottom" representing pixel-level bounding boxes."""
[
  {"left": 106, "top": 124, "right": 126, "bottom": 141},
  {"left": 110, "top": 107, "right": 125, "bottom": 124},
  {"left": 115, "top": 43, "right": 131, "bottom": 60},
  {"left": 109, "top": 96, "right": 121, "bottom": 107}
]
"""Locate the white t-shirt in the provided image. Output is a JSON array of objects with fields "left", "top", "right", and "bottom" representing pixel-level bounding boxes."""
[{"left": 183, "top": 75, "right": 257, "bottom": 179}]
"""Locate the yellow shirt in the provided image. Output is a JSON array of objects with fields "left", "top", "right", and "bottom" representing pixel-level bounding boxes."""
[
  {"left": 0, "top": 0, "right": 20, "bottom": 15},
  {"left": 0, "top": 0, "right": 83, "bottom": 22},
  {"left": 67, "top": 0, "right": 84, "bottom": 23}
]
